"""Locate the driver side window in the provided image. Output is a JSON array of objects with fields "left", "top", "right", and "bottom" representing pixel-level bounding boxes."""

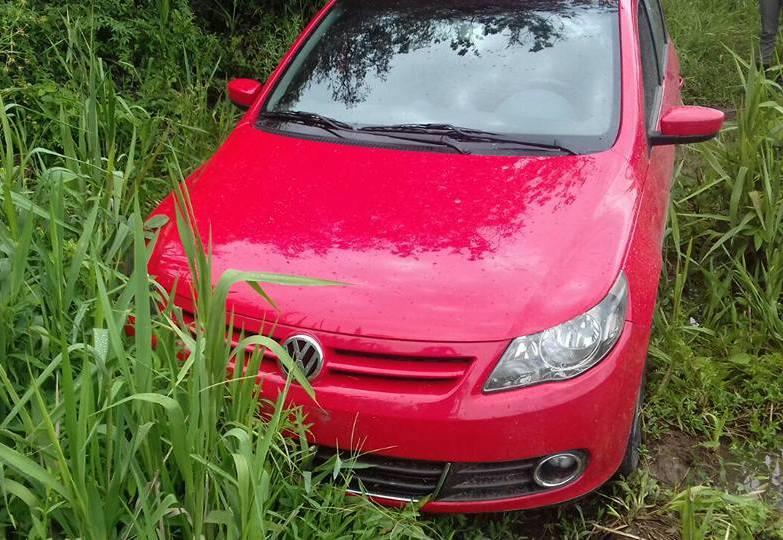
[
  {"left": 638, "top": 2, "right": 662, "bottom": 131},
  {"left": 648, "top": 0, "right": 668, "bottom": 67}
]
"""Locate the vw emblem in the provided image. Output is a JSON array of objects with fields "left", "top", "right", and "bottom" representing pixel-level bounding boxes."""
[{"left": 281, "top": 335, "right": 324, "bottom": 380}]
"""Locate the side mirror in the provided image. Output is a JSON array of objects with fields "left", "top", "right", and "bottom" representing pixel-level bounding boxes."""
[
  {"left": 650, "top": 106, "right": 725, "bottom": 146},
  {"left": 227, "top": 78, "right": 263, "bottom": 109}
]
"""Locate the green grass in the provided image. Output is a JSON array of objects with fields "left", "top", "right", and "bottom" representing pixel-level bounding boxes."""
[
  {"left": 1, "top": 0, "right": 782, "bottom": 538},
  {"left": 663, "top": 0, "right": 759, "bottom": 107}
]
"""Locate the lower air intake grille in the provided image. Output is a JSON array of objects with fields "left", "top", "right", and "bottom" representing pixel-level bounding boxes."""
[{"left": 314, "top": 448, "right": 586, "bottom": 502}]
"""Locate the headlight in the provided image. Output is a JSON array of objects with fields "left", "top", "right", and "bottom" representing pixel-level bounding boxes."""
[{"left": 485, "top": 273, "right": 628, "bottom": 392}]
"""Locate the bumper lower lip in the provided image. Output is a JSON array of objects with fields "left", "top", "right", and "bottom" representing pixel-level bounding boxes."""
[{"left": 262, "top": 321, "right": 649, "bottom": 511}]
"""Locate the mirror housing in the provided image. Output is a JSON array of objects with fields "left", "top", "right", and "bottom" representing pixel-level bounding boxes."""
[
  {"left": 227, "top": 78, "right": 263, "bottom": 109},
  {"left": 650, "top": 106, "right": 725, "bottom": 146}
]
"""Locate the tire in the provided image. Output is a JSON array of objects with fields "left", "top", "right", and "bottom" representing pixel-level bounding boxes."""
[{"left": 618, "top": 372, "right": 646, "bottom": 477}]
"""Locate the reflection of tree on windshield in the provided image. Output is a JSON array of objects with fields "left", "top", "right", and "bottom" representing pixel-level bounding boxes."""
[{"left": 276, "top": 1, "right": 608, "bottom": 109}]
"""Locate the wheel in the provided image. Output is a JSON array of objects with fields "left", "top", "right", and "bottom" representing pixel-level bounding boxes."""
[{"left": 618, "top": 372, "right": 646, "bottom": 477}]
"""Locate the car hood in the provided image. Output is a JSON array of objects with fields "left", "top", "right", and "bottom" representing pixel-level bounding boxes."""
[{"left": 148, "top": 124, "right": 640, "bottom": 342}]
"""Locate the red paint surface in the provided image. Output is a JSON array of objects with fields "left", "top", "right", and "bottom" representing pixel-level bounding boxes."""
[
  {"left": 659, "top": 106, "right": 725, "bottom": 138},
  {"left": 226, "top": 78, "right": 263, "bottom": 109},
  {"left": 146, "top": 0, "right": 723, "bottom": 512}
]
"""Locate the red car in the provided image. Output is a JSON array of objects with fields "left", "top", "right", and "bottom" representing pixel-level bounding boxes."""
[{"left": 148, "top": 0, "right": 724, "bottom": 512}]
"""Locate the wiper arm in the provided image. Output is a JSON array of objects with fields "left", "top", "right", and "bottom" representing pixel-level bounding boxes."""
[
  {"left": 259, "top": 110, "right": 354, "bottom": 136},
  {"left": 361, "top": 123, "right": 577, "bottom": 155}
]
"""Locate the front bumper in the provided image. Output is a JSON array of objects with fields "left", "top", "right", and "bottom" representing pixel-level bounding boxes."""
[{"left": 242, "top": 318, "right": 650, "bottom": 512}]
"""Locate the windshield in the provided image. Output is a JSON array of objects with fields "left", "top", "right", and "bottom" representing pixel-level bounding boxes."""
[{"left": 262, "top": 0, "right": 621, "bottom": 155}]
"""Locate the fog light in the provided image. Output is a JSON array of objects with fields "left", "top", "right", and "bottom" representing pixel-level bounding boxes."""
[{"left": 533, "top": 452, "right": 586, "bottom": 488}]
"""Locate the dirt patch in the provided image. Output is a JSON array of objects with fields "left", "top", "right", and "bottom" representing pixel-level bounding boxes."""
[{"left": 647, "top": 430, "right": 713, "bottom": 487}]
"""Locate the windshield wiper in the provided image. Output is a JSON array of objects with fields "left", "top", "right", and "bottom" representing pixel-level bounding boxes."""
[
  {"left": 259, "top": 111, "right": 467, "bottom": 153},
  {"left": 360, "top": 123, "right": 577, "bottom": 155},
  {"left": 259, "top": 110, "right": 354, "bottom": 136}
]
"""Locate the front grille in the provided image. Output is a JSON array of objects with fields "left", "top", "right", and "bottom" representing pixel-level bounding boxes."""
[
  {"left": 221, "top": 321, "right": 475, "bottom": 390},
  {"left": 328, "top": 348, "right": 473, "bottom": 383},
  {"left": 313, "top": 447, "right": 446, "bottom": 501},
  {"left": 314, "top": 447, "right": 585, "bottom": 502}
]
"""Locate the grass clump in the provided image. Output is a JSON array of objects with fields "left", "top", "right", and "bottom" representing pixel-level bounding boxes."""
[{"left": 663, "top": 0, "right": 758, "bottom": 107}]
